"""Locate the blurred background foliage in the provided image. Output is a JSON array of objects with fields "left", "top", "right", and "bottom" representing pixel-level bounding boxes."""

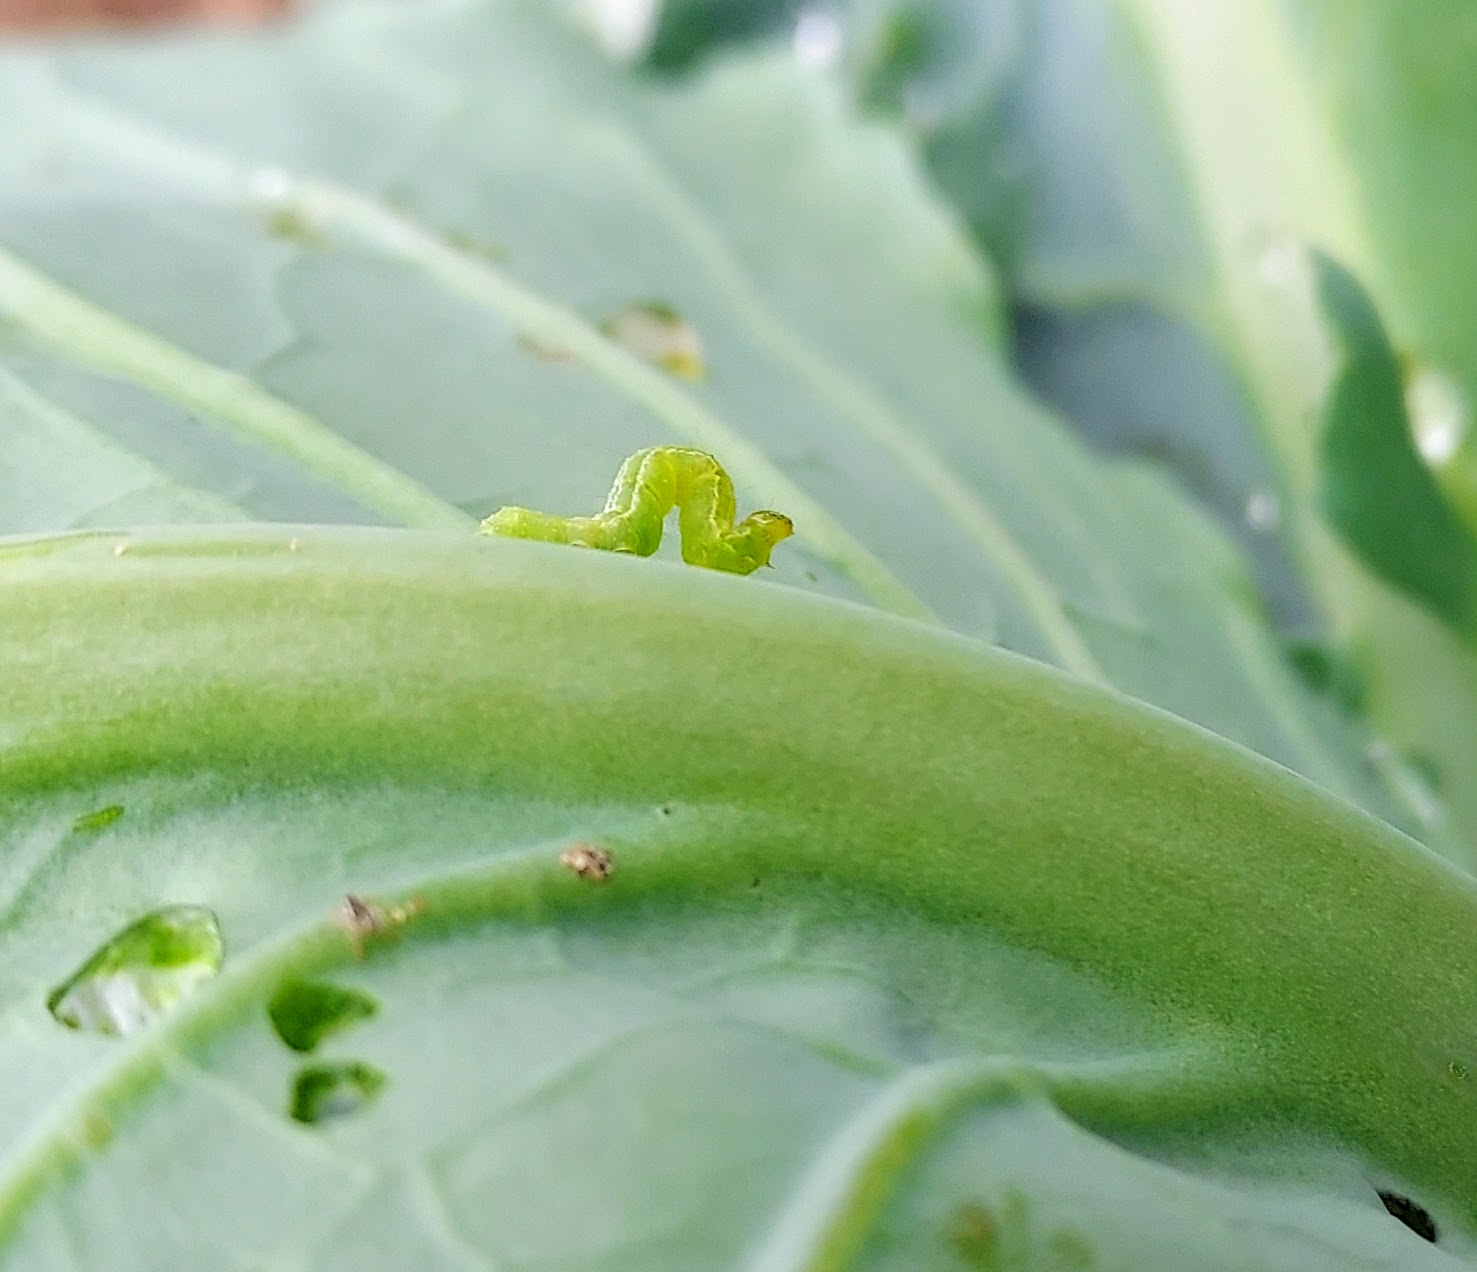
[{"left": 636, "top": 0, "right": 1477, "bottom": 859}]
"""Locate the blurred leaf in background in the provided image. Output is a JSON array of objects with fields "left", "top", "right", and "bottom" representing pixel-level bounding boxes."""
[{"left": 638, "top": 0, "right": 1477, "bottom": 862}]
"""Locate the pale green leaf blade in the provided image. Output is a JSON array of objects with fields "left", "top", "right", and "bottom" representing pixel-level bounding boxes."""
[
  {"left": 0, "top": 0, "right": 1436, "bottom": 853},
  {"left": 0, "top": 529, "right": 1469, "bottom": 1268}
]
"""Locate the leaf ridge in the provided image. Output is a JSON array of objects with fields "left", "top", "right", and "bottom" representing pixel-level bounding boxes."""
[{"left": 0, "top": 248, "right": 473, "bottom": 533}]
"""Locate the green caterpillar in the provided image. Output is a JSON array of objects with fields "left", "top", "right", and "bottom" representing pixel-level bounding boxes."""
[{"left": 479, "top": 447, "right": 793, "bottom": 576}]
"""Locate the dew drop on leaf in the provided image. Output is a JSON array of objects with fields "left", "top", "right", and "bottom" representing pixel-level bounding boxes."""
[
  {"left": 793, "top": 10, "right": 843, "bottom": 69},
  {"left": 1254, "top": 235, "right": 1308, "bottom": 289},
  {"left": 289, "top": 1061, "right": 387, "bottom": 1125},
  {"left": 1243, "top": 488, "right": 1281, "bottom": 532},
  {"left": 1364, "top": 741, "right": 1446, "bottom": 830},
  {"left": 268, "top": 978, "right": 378, "bottom": 1054},
  {"left": 1406, "top": 365, "right": 1469, "bottom": 466},
  {"left": 46, "top": 905, "right": 224, "bottom": 1037},
  {"left": 246, "top": 166, "right": 292, "bottom": 203},
  {"left": 599, "top": 301, "right": 706, "bottom": 379},
  {"left": 577, "top": 0, "right": 660, "bottom": 61}
]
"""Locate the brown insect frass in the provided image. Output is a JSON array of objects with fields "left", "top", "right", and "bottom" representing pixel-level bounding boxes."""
[{"left": 559, "top": 844, "right": 614, "bottom": 881}]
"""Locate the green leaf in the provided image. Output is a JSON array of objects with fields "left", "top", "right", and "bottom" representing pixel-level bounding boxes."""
[
  {"left": 0, "top": 2, "right": 1473, "bottom": 1264},
  {"left": 0, "top": 528, "right": 1471, "bottom": 1268},
  {"left": 1282, "top": 0, "right": 1477, "bottom": 522},
  {"left": 1111, "top": 1, "right": 1477, "bottom": 862},
  {"left": 1313, "top": 252, "right": 1477, "bottom": 635},
  {"left": 0, "top": 0, "right": 1437, "bottom": 856}
]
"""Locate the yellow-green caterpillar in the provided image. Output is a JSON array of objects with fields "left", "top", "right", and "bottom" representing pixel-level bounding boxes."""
[{"left": 479, "top": 447, "right": 793, "bottom": 576}]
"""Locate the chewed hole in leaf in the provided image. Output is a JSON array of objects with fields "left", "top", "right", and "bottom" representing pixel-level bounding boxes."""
[
  {"left": 71, "top": 804, "right": 124, "bottom": 833},
  {"left": 1378, "top": 1190, "right": 1438, "bottom": 1242},
  {"left": 599, "top": 301, "right": 706, "bottom": 379},
  {"left": 268, "top": 978, "right": 378, "bottom": 1053},
  {"left": 289, "top": 1061, "right": 387, "bottom": 1125},
  {"left": 46, "top": 905, "right": 223, "bottom": 1037}
]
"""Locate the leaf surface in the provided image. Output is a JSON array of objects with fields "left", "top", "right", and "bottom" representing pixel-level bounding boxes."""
[
  {"left": 0, "top": 529, "right": 1471, "bottom": 1268},
  {"left": 0, "top": 0, "right": 1435, "bottom": 848}
]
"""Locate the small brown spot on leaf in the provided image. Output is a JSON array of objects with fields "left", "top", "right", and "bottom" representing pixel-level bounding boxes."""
[
  {"left": 559, "top": 843, "right": 614, "bottom": 881},
  {"left": 334, "top": 893, "right": 422, "bottom": 958}
]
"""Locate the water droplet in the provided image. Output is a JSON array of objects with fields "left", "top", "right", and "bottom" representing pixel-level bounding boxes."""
[
  {"left": 1364, "top": 741, "right": 1445, "bottom": 830},
  {"left": 71, "top": 804, "right": 124, "bottom": 834},
  {"left": 247, "top": 167, "right": 292, "bottom": 203},
  {"left": 794, "top": 10, "right": 843, "bottom": 69},
  {"left": 48, "top": 905, "right": 223, "bottom": 1037},
  {"left": 1244, "top": 488, "right": 1281, "bottom": 532},
  {"left": 268, "top": 979, "right": 378, "bottom": 1054},
  {"left": 289, "top": 1061, "right": 386, "bottom": 1124},
  {"left": 1254, "top": 235, "right": 1308, "bottom": 288},
  {"left": 578, "top": 0, "right": 659, "bottom": 60},
  {"left": 1406, "top": 366, "right": 1469, "bottom": 465},
  {"left": 599, "top": 301, "right": 705, "bottom": 380}
]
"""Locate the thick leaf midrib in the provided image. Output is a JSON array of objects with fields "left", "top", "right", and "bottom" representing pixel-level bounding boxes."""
[{"left": 3, "top": 528, "right": 1475, "bottom": 1227}]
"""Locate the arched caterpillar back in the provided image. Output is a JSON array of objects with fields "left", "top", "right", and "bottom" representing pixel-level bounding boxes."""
[{"left": 480, "top": 447, "right": 793, "bottom": 576}]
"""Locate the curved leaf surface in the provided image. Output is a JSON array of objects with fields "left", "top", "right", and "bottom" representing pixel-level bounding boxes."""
[
  {"left": 0, "top": 0, "right": 1439, "bottom": 852},
  {"left": 0, "top": 528, "right": 1470, "bottom": 1268}
]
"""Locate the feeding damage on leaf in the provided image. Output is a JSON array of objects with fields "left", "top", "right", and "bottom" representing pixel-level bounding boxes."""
[
  {"left": 268, "top": 978, "right": 378, "bottom": 1054},
  {"left": 288, "top": 1060, "right": 386, "bottom": 1125},
  {"left": 480, "top": 446, "right": 793, "bottom": 575}
]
